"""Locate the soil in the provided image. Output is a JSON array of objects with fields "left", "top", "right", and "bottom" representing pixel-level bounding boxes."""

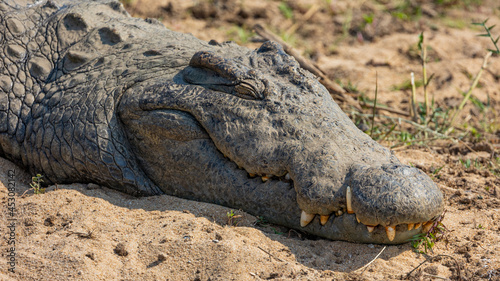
[{"left": 1, "top": 0, "right": 500, "bottom": 280}]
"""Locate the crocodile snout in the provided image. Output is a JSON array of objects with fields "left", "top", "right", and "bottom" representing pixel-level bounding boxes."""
[
  {"left": 290, "top": 159, "right": 443, "bottom": 242},
  {"left": 343, "top": 163, "right": 444, "bottom": 240}
]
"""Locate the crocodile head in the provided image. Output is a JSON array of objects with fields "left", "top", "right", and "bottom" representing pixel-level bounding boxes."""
[{"left": 118, "top": 41, "right": 444, "bottom": 244}]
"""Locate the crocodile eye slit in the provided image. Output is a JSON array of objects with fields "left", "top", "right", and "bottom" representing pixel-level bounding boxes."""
[{"left": 234, "top": 81, "right": 262, "bottom": 100}]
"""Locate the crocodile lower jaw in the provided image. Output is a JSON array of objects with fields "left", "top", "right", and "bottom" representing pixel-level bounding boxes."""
[
  {"left": 242, "top": 170, "right": 435, "bottom": 242},
  {"left": 300, "top": 209, "right": 436, "bottom": 241}
]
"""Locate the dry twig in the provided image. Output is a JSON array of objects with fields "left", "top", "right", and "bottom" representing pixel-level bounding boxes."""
[
  {"left": 66, "top": 230, "right": 95, "bottom": 239},
  {"left": 403, "top": 254, "right": 462, "bottom": 280},
  {"left": 353, "top": 113, "right": 451, "bottom": 139},
  {"left": 285, "top": 4, "right": 320, "bottom": 35},
  {"left": 361, "top": 102, "right": 410, "bottom": 116},
  {"left": 422, "top": 273, "right": 449, "bottom": 280},
  {"left": 370, "top": 72, "right": 379, "bottom": 137},
  {"left": 410, "top": 72, "right": 419, "bottom": 122},
  {"left": 257, "top": 246, "right": 284, "bottom": 262},
  {"left": 356, "top": 246, "right": 386, "bottom": 274}
]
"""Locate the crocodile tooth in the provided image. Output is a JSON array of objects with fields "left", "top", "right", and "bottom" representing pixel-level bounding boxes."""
[
  {"left": 261, "top": 175, "right": 270, "bottom": 182},
  {"left": 385, "top": 226, "right": 396, "bottom": 241},
  {"left": 356, "top": 215, "right": 360, "bottom": 223},
  {"left": 300, "top": 211, "right": 315, "bottom": 227},
  {"left": 285, "top": 173, "right": 291, "bottom": 180},
  {"left": 407, "top": 223, "right": 415, "bottom": 231},
  {"left": 337, "top": 210, "right": 343, "bottom": 216},
  {"left": 367, "top": 225, "right": 375, "bottom": 233},
  {"left": 414, "top": 223, "right": 422, "bottom": 229},
  {"left": 422, "top": 221, "right": 434, "bottom": 232},
  {"left": 346, "top": 186, "right": 353, "bottom": 214},
  {"left": 249, "top": 173, "right": 256, "bottom": 177},
  {"left": 320, "top": 215, "right": 329, "bottom": 225}
]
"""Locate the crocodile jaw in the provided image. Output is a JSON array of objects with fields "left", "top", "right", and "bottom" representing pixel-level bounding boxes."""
[{"left": 120, "top": 103, "right": 444, "bottom": 244}]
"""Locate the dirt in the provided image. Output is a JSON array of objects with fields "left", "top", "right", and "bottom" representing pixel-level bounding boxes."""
[{"left": 1, "top": 0, "right": 500, "bottom": 280}]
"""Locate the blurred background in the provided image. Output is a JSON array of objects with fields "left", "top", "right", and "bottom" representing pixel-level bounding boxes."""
[{"left": 121, "top": 0, "right": 500, "bottom": 149}]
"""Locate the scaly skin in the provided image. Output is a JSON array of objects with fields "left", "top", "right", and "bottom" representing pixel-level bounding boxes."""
[{"left": 0, "top": 0, "right": 443, "bottom": 244}]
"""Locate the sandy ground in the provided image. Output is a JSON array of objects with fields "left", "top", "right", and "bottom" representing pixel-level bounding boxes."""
[
  {"left": 1, "top": 0, "right": 500, "bottom": 280},
  {"left": 1, "top": 149, "right": 498, "bottom": 280}
]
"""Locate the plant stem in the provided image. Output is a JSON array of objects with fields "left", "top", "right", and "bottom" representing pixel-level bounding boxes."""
[
  {"left": 449, "top": 51, "right": 492, "bottom": 128},
  {"left": 420, "top": 33, "right": 429, "bottom": 124},
  {"left": 410, "top": 72, "right": 418, "bottom": 122},
  {"left": 354, "top": 112, "right": 451, "bottom": 139},
  {"left": 370, "top": 72, "right": 378, "bottom": 137},
  {"left": 379, "top": 124, "right": 397, "bottom": 142},
  {"left": 473, "top": 19, "right": 500, "bottom": 54}
]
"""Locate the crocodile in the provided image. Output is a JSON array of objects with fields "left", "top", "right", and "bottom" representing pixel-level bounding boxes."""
[{"left": 0, "top": 0, "right": 443, "bottom": 244}]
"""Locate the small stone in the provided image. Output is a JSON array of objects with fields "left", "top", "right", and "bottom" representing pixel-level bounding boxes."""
[
  {"left": 24, "top": 218, "right": 34, "bottom": 226},
  {"left": 423, "top": 265, "right": 438, "bottom": 275},
  {"left": 158, "top": 253, "right": 167, "bottom": 262},
  {"left": 44, "top": 217, "right": 55, "bottom": 226},
  {"left": 114, "top": 243, "right": 128, "bottom": 256},
  {"left": 357, "top": 122, "right": 370, "bottom": 132},
  {"left": 456, "top": 245, "right": 470, "bottom": 254},
  {"left": 215, "top": 232, "right": 223, "bottom": 241},
  {"left": 459, "top": 197, "right": 472, "bottom": 204}
]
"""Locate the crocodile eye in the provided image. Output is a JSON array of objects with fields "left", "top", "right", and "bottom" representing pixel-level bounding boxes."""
[{"left": 234, "top": 80, "right": 264, "bottom": 100}]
